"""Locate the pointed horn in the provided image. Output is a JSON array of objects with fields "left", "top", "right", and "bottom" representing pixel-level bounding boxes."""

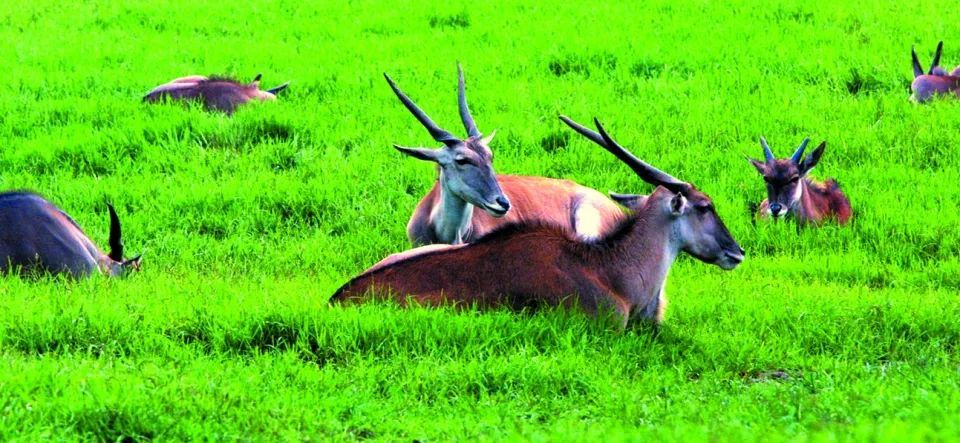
[
  {"left": 912, "top": 47, "right": 924, "bottom": 78},
  {"left": 930, "top": 41, "right": 944, "bottom": 75},
  {"left": 559, "top": 115, "right": 687, "bottom": 192},
  {"left": 790, "top": 137, "right": 810, "bottom": 164},
  {"left": 760, "top": 136, "right": 775, "bottom": 163},
  {"left": 593, "top": 118, "right": 688, "bottom": 193},
  {"left": 107, "top": 203, "right": 124, "bottom": 262},
  {"left": 266, "top": 82, "right": 290, "bottom": 95},
  {"left": 384, "top": 73, "right": 460, "bottom": 147},
  {"left": 252, "top": 73, "right": 262, "bottom": 85},
  {"left": 457, "top": 63, "right": 481, "bottom": 139}
]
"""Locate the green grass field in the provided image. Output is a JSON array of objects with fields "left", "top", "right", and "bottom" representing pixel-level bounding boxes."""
[{"left": 1, "top": 0, "right": 959, "bottom": 440}]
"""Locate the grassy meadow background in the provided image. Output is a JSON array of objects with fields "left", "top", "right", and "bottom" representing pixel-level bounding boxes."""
[{"left": 1, "top": 0, "right": 959, "bottom": 440}]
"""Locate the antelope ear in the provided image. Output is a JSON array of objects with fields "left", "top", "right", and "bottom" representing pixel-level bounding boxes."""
[
  {"left": 393, "top": 145, "right": 442, "bottom": 162},
  {"left": 799, "top": 142, "right": 826, "bottom": 174},
  {"left": 123, "top": 255, "right": 143, "bottom": 272},
  {"left": 480, "top": 129, "right": 497, "bottom": 145},
  {"left": 670, "top": 192, "right": 688, "bottom": 216},
  {"left": 747, "top": 157, "right": 767, "bottom": 174},
  {"left": 609, "top": 192, "right": 647, "bottom": 211}
]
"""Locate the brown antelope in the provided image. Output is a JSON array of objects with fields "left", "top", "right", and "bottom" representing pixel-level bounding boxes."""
[
  {"left": 144, "top": 73, "right": 289, "bottom": 114},
  {"left": 0, "top": 192, "right": 142, "bottom": 278},
  {"left": 911, "top": 41, "right": 960, "bottom": 103},
  {"left": 386, "top": 65, "right": 625, "bottom": 245},
  {"left": 332, "top": 117, "right": 744, "bottom": 327},
  {"left": 748, "top": 137, "right": 852, "bottom": 225}
]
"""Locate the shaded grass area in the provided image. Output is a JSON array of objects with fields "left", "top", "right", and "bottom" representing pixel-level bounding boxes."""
[{"left": 0, "top": 0, "right": 959, "bottom": 440}]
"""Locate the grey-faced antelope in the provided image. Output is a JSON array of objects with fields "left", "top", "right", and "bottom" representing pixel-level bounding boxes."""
[
  {"left": 911, "top": 41, "right": 960, "bottom": 103},
  {"left": 748, "top": 137, "right": 851, "bottom": 225},
  {"left": 143, "top": 73, "right": 289, "bottom": 114},
  {"left": 386, "top": 65, "right": 625, "bottom": 245},
  {"left": 332, "top": 118, "right": 744, "bottom": 327},
  {"left": 0, "top": 192, "right": 142, "bottom": 278}
]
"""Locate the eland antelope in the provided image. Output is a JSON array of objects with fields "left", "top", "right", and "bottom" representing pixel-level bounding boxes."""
[
  {"left": 144, "top": 73, "right": 289, "bottom": 114},
  {"left": 911, "top": 41, "right": 960, "bottom": 103},
  {"left": 0, "top": 192, "right": 142, "bottom": 278},
  {"left": 332, "top": 118, "right": 744, "bottom": 327},
  {"left": 387, "top": 65, "right": 625, "bottom": 245},
  {"left": 748, "top": 137, "right": 851, "bottom": 225}
]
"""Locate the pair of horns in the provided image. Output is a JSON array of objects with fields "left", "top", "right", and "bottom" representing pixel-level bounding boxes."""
[
  {"left": 384, "top": 64, "right": 481, "bottom": 147},
  {"left": 912, "top": 41, "right": 944, "bottom": 78},
  {"left": 760, "top": 136, "right": 810, "bottom": 164},
  {"left": 559, "top": 116, "right": 689, "bottom": 194}
]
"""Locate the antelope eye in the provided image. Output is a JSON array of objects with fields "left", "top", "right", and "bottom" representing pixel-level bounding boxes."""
[
  {"left": 454, "top": 157, "right": 470, "bottom": 166},
  {"left": 789, "top": 176, "right": 799, "bottom": 183}
]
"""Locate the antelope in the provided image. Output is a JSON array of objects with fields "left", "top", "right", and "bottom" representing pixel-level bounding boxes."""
[
  {"left": 0, "top": 192, "right": 142, "bottom": 278},
  {"left": 143, "top": 73, "right": 289, "bottom": 114},
  {"left": 386, "top": 65, "right": 625, "bottom": 245},
  {"left": 748, "top": 137, "right": 852, "bottom": 224},
  {"left": 911, "top": 41, "right": 960, "bottom": 103},
  {"left": 332, "top": 117, "right": 744, "bottom": 327}
]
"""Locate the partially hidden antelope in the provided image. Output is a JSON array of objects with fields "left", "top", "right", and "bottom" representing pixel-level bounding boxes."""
[
  {"left": 911, "top": 41, "right": 960, "bottom": 103},
  {"left": 332, "top": 117, "right": 744, "bottom": 327},
  {"left": 144, "top": 73, "right": 289, "bottom": 114},
  {"left": 386, "top": 65, "right": 625, "bottom": 245},
  {"left": 0, "top": 192, "right": 142, "bottom": 278},
  {"left": 748, "top": 137, "right": 852, "bottom": 225}
]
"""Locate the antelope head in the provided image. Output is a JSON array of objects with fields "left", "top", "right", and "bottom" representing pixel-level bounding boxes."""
[
  {"left": 748, "top": 137, "right": 826, "bottom": 219},
  {"left": 247, "top": 73, "right": 290, "bottom": 101},
  {"left": 560, "top": 116, "right": 744, "bottom": 270},
  {"left": 385, "top": 65, "right": 510, "bottom": 217},
  {"left": 104, "top": 203, "right": 142, "bottom": 277}
]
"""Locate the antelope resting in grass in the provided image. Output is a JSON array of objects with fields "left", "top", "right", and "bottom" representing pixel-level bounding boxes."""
[
  {"left": 144, "top": 73, "right": 289, "bottom": 114},
  {"left": 0, "top": 192, "right": 142, "bottom": 278},
  {"left": 386, "top": 65, "right": 625, "bottom": 245},
  {"left": 332, "top": 118, "right": 744, "bottom": 327},
  {"left": 748, "top": 137, "right": 852, "bottom": 225},
  {"left": 911, "top": 41, "right": 960, "bottom": 103}
]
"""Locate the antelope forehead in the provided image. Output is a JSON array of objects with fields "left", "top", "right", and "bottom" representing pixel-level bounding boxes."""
[{"left": 463, "top": 139, "right": 493, "bottom": 158}]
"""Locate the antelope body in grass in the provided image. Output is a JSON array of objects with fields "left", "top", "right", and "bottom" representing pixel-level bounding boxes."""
[
  {"left": 386, "top": 65, "right": 625, "bottom": 245},
  {"left": 332, "top": 118, "right": 744, "bottom": 326},
  {"left": 0, "top": 192, "right": 142, "bottom": 278},
  {"left": 144, "top": 74, "right": 289, "bottom": 114},
  {"left": 748, "top": 137, "right": 851, "bottom": 225},
  {"left": 911, "top": 41, "right": 960, "bottom": 103}
]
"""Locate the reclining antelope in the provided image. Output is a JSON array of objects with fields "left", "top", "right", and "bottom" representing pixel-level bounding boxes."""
[
  {"left": 144, "top": 73, "right": 289, "bottom": 114},
  {"left": 0, "top": 192, "right": 142, "bottom": 278},
  {"left": 911, "top": 41, "right": 960, "bottom": 103},
  {"left": 748, "top": 137, "right": 852, "bottom": 224},
  {"left": 386, "top": 65, "right": 625, "bottom": 245},
  {"left": 332, "top": 117, "right": 744, "bottom": 327}
]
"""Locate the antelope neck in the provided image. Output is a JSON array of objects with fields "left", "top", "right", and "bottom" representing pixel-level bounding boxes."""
[{"left": 433, "top": 174, "right": 474, "bottom": 244}]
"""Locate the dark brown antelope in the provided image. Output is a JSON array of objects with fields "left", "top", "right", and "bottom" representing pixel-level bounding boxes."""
[
  {"left": 748, "top": 137, "right": 852, "bottom": 225},
  {"left": 0, "top": 192, "right": 142, "bottom": 278},
  {"left": 911, "top": 41, "right": 960, "bottom": 103},
  {"left": 332, "top": 117, "right": 744, "bottom": 327},
  {"left": 143, "top": 73, "right": 289, "bottom": 114},
  {"left": 387, "top": 65, "right": 625, "bottom": 245}
]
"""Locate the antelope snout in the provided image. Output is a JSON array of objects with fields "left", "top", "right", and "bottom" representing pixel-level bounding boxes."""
[
  {"left": 495, "top": 196, "right": 511, "bottom": 213},
  {"left": 481, "top": 195, "right": 511, "bottom": 218},
  {"left": 720, "top": 247, "right": 744, "bottom": 270}
]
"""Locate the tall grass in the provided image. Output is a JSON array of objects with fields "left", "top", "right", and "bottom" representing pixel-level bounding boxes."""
[{"left": 0, "top": 0, "right": 958, "bottom": 440}]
